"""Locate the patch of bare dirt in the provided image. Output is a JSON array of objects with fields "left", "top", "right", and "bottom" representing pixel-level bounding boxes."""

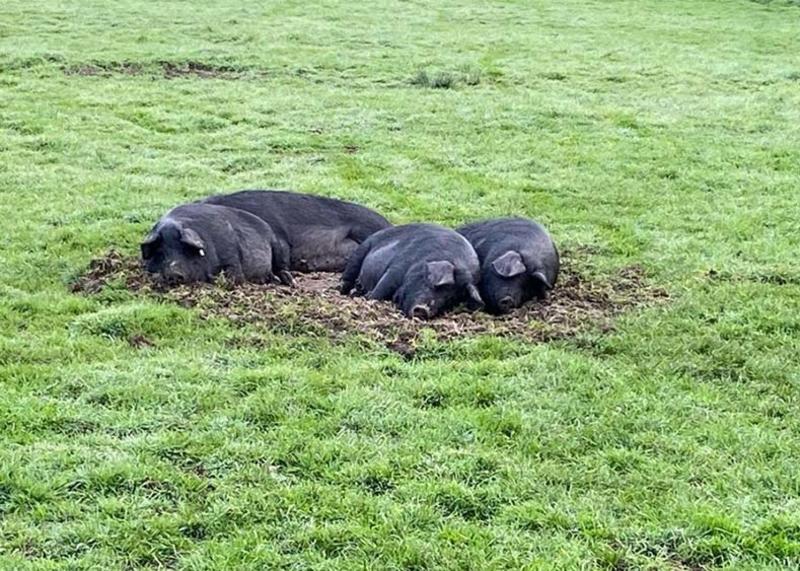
[
  {"left": 63, "top": 60, "right": 255, "bottom": 79},
  {"left": 159, "top": 61, "right": 243, "bottom": 79},
  {"left": 66, "top": 62, "right": 143, "bottom": 76},
  {"left": 71, "top": 249, "right": 668, "bottom": 354}
]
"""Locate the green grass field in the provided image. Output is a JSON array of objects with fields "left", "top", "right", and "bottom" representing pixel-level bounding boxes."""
[{"left": 2, "top": 0, "right": 800, "bottom": 568}]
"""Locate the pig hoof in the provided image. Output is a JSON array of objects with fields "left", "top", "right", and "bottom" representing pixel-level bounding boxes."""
[{"left": 278, "top": 271, "right": 294, "bottom": 286}]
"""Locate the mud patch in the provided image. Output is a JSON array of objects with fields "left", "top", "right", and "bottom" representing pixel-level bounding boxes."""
[
  {"left": 63, "top": 60, "right": 255, "bottom": 80},
  {"left": 72, "top": 249, "right": 668, "bottom": 354},
  {"left": 160, "top": 61, "right": 246, "bottom": 79}
]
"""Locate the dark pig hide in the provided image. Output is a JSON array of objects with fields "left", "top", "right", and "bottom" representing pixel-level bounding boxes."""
[
  {"left": 141, "top": 203, "right": 293, "bottom": 285},
  {"left": 340, "top": 223, "right": 484, "bottom": 319},
  {"left": 203, "top": 190, "right": 392, "bottom": 272},
  {"left": 457, "top": 217, "right": 559, "bottom": 314}
]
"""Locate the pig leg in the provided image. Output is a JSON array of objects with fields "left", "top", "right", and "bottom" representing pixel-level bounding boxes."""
[
  {"left": 366, "top": 268, "right": 403, "bottom": 301},
  {"left": 240, "top": 248, "right": 273, "bottom": 283},
  {"left": 340, "top": 241, "right": 372, "bottom": 294},
  {"left": 221, "top": 260, "right": 246, "bottom": 283},
  {"left": 271, "top": 238, "right": 294, "bottom": 285},
  {"left": 234, "top": 230, "right": 276, "bottom": 284}
]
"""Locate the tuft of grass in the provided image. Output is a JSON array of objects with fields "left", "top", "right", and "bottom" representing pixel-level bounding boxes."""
[{"left": 410, "top": 66, "right": 482, "bottom": 89}]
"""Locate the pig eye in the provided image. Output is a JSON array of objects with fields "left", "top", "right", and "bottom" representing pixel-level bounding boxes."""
[{"left": 180, "top": 243, "right": 205, "bottom": 257}]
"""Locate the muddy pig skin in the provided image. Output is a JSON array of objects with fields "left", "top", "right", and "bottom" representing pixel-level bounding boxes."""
[
  {"left": 340, "top": 223, "right": 484, "bottom": 319},
  {"left": 202, "top": 190, "right": 391, "bottom": 272},
  {"left": 457, "top": 217, "right": 559, "bottom": 314},
  {"left": 141, "top": 203, "right": 293, "bottom": 285}
]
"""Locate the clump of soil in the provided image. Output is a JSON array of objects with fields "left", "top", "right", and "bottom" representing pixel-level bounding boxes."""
[{"left": 71, "top": 249, "right": 668, "bottom": 353}]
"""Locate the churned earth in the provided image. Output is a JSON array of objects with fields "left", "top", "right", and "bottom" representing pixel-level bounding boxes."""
[{"left": 72, "top": 249, "right": 668, "bottom": 356}]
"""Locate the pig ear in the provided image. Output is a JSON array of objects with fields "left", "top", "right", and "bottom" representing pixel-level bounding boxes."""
[
  {"left": 180, "top": 227, "right": 205, "bottom": 253},
  {"left": 531, "top": 270, "right": 553, "bottom": 290},
  {"left": 140, "top": 231, "right": 161, "bottom": 260},
  {"left": 491, "top": 251, "right": 526, "bottom": 278},
  {"left": 427, "top": 260, "right": 455, "bottom": 287},
  {"left": 466, "top": 283, "right": 484, "bottom": 310}
]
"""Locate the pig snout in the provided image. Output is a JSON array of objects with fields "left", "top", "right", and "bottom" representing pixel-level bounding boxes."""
[
  {"left": 163, "top": 260, "right": 189, "bottom": 283},
  {"left": 497, "top": 296, "right": 515, "bottom": 313},
  {"left": 410, "top": 305, "right": 432, "bottom": 320}
]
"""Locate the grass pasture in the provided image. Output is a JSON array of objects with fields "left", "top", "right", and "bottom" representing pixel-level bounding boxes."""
[{"left": 2, "top": 0, "right": 800, "bottom": 569}]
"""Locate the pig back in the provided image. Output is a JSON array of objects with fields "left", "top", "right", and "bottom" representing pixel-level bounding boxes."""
[{"left": 202, "top": 190, "right": 390, "bottom": 244}]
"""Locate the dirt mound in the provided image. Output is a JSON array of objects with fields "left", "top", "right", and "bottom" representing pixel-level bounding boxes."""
[{"left": 72, "top": 249, "right": 668, "bottom": 354}]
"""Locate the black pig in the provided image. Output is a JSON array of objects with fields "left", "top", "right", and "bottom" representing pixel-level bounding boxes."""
[
  {"left": 202, "top": 190, "right": 391, "bottom": 272},
  {"left": 457, "top": 217, "right": 559, "bottom": 314},
  {"left": 141, "top": 203, "right": 293, "bottom": 285},
  {"left": 340, "top": 223, "right": 484, "bottom": 319}
]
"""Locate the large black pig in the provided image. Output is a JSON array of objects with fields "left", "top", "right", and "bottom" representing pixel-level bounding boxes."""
[
  {"left": 141, "top": 203, "right": 293, "bottom": 285},
  {"left": 457, "top": 217, "right": 559, "bottom": 314},
  {"left": 340, "top": 223, "right": 484, "bottom": 319},
  {"left": 202, "top": 190, "right": 391, "bottom": 272}
]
